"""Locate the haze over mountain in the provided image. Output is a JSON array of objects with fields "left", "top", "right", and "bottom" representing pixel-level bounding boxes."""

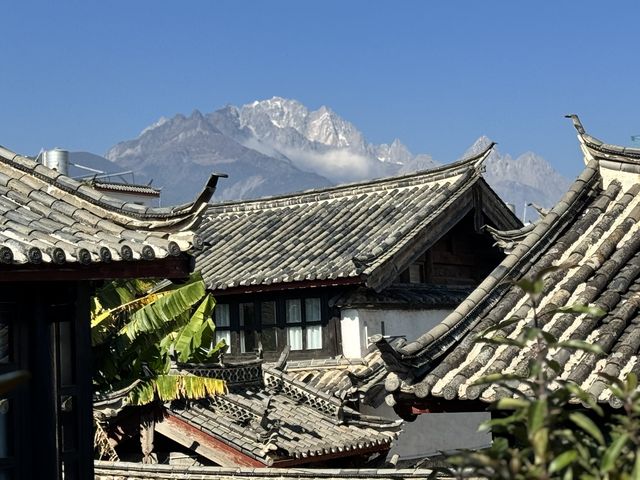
[{"left": 94, "top": 97, "right": 570, "bottom": 212}]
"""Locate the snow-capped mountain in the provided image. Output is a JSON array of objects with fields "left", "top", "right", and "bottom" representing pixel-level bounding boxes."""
[
  {"left": 105, "top": 109, "right": 332, "bottom": 205},
  {"left": 105, "top": 98, "right": 437, "bottom": 203},
  {"left": 211, "top": 97, "right": 433, "bottom": 183},
  {"left": 104, "top": 98, "right": 569, "bottom": 213}
]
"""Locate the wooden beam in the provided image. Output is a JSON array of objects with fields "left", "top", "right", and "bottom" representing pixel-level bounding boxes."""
[
  {"left": 155, "top": 414, "right": 266, "bottom": 468},
  {"left": 0, "top": 255, "right": 193, "bottom": 282},
  {"left": 211, "top": 277, "right": 363, "bottom": 296}
]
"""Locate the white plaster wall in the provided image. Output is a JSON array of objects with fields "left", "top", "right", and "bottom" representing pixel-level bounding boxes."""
[
  {"left": 339, "top": 309, "right": 363, "bottom": 358},
  {"left": 362, "top": 404, "right": 491, "bottom": 460},
  {"left": 338, "top": 307, "right": 490, "bottom": 459},
  {"left": 340, "top": 308, "right": 451, "bottom": 358}
]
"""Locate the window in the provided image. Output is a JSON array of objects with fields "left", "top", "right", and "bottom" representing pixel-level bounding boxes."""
[
  {"left": 213, "top": 296, "right": 328, "bottom": 356},
  {"left": 260, "top": 301, "right": 278, "bottom": 352},
  {"left": 285, "top": 298, "right": 322, "bottom": 351},
  {"left": 239, "top": 303, "right": 256, "bottom": 354},
  {"left": 285, "top": 299, "right": 303, "bottom": 350},
  {"left": 214, "top": 304, "right": 231, "bottom": 353}
]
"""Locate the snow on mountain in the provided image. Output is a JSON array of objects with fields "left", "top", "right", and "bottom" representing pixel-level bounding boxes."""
[
  {"left": 105, "top": 109, "right": 332, "bottom": 205},
  {"left": 104, "top": 98, "right": 570, "bottom": 212},
  {"left": 230, "top": 97, "right": 433, "bottom": 183}
]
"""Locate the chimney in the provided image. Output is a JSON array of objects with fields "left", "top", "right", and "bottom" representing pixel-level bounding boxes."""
[{"left": 42, "top": 149, "right": 70, "bottom": 176}]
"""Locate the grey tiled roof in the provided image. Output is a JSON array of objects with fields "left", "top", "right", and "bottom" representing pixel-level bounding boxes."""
[
  {"left": 0, "top": 145, "right": 221, "bottom": 266},
  {"left": 284, "top": 350, "right": 385, "bottom": 403},
  {"left": 94, "top": 461, "right": 434, "bottom": 479},
  {"left": 196, "top": 144, "right": 520, "bottom": 293},
  {"left": 90, "top": 180, "right": 161, "bottom": 196},
  {"left": 282, "top": 340, "right": 408, "bottom": 406},
  {"left": 164, "top": 363, "right": 401, "bottom": 465},
  {"left": 375, "top": 117, "right": 640, "bottom": 407},
  {"left": 333, "top": 284, "right": 474, "bottom": 309}
]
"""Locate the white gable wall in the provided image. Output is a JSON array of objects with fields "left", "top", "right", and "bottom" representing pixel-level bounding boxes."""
[{"left": 340, "top": 308, "right": 451, "bottom": 358}]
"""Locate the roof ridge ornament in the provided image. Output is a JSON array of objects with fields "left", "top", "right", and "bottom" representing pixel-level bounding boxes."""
[
  {"left": 565, "top": 114, "right": 586, "bottom": 135},
  {"left": 565, "top": 114, "right": 594, "bottom": 165},
  {"left": 469, "top": 141, "right": 496, "bottom": 174}
]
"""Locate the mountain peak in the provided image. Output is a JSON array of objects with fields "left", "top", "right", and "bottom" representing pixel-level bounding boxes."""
[
  {"left": 108, "top": 98, "right": 569, "bottom": 214},
  {"left": 462, "top": 135, "right": 495, "bottom": 159},
  {"left": 139, "top": 116, "right": 170, "bottom": 137},
  {"left": 190, "top": 109, "right": 205, "bottom": 119}
]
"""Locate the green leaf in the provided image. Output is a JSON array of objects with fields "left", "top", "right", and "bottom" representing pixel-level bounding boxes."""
[
  {"left": 627, "top": 372, "right": 638, "bottom": 392},
  {"left": 517, "top": 278, "right": 544, "bottom": 295},
  {"left": 523, "top": 327, "right": 541, "bottom": 342},
  {"left": 598, "top": 372, "right": 625, "bottom": 389},
  {"left": 478, "top": 317, "right": 523, "bottom": 337},
  {"left": 515, "top": 263, "right": 576, "bottom": 295},
  {"left": 531, "top": 427, "right": 549, "bottom": 463},
  {"left": 477, "top": 336, "right": 526, "bottom": 348},
  {"left": 495, "top": 397, "right": 530, "bottom": 410},
  {"left": 549, "top": 304, "right": 606, "bottom": 318},
  {"left": 631, "top": 448, "right": 640, "bottom": 479},
  {"left": 173, "top": 294, "right": 215, "bottom": 362},
  {"left": 480, "top": 413, "right": 524, "bottom": 431},
  {"left": 601, "top": 433, "right": 629, "bottom": 473},
  {"left": 546, "top": 359, "right": 562, "bottom": 375},
  {"left": 556, "top": 340, "right": 605, "bottom": 355},
  {"left": 565, "top": 383, "right": 603, "bottom": 416},
  {"left": 121, "top": 280, "right": 207, "bottom": 340},
  {"left": 473, "top": 372, "right": 527, "bottom": 385},
  {"left": 569, "top": 412, "right": 605, "bottom": 445},
  {"left": 528, "top": 399, "right": 547, "bottom": 433},
  {"left": 549, "top": 449, "right": 577, "bottom": 474},
  {"left": 540, "top": 330, "right": 558, "bottom": 345}
]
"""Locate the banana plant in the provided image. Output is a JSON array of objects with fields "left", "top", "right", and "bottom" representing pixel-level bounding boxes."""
[{"left": 91, "top": 273, "right": 226, "bottom": 406}]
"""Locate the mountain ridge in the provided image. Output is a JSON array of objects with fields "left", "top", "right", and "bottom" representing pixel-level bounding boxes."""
[{"left": 101, "top": 97, "right": 570, "bottom": 212}]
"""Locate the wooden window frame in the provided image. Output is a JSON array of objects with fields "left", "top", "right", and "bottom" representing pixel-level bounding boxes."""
[{"left": 213, "top": 293, "right": 336, "bottom": 360}]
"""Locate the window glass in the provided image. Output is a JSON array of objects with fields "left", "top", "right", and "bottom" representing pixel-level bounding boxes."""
[
  {"left": 285, "top": 300, "right": 301, "bottom": 323},
  {"left": 287, "top": 327, "right": 303, "bottom": 351},
  {"left": 215, "top": 304, "right": 230, "bottom": 328},
  {"left": 306, "top": 325, "right": 323, "bottom": 350},
  {"left": 261, "top": 302, "right": 276, "bottom": 325},
  {"left": 59, "top": 321, "right": 75, "bottom": 386},
  {"left": 240, "top": 331, "right": 256, "bottom": 354},
  {"left": 262, "top": 327, "right": 278, "bottom": 352},
  {"left": 215, "top": 330, "right": 231, "bottom": 352},
  {"left": 305, "top": 298, "right": 321, "bottom": 322},
  {"left": 239, "top": 303, "right": 254, "bottom": 327}
]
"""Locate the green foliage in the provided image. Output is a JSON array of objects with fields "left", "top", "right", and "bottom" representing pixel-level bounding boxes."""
[
  {"left": 92, "top": 274, "right": 226, "bottom": 405},
  {"left": 440, "top": 266, "right": 640, "bottom": 480}
]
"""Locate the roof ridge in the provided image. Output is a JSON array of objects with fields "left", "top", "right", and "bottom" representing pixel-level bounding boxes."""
[
  {"left": 566, "top": 114, "right": 640, "bottom": 169},
  {"left": 357, "top": 167, "right": 480, "bottom": 286},
  {"left": 207, "top": 143, "right": 495, "bottom": 213},
  {"left": 0, "top": 145, "right": 223, "bottom": 226},
  {"left": 94, "top": 461, "right": 435, "bottom": 478},
  {"left": 375, "top": 157, "right": 602, "bottom": 367}
]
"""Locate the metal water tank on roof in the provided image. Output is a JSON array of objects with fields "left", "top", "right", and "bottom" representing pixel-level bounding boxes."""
[{"left": 43, "top": 149, "right": 69, "bottom": 176}]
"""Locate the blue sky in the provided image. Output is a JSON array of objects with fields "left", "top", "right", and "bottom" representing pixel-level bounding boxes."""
[{"left": 1, "top": 1, "right": 638, "bottom": 178}]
